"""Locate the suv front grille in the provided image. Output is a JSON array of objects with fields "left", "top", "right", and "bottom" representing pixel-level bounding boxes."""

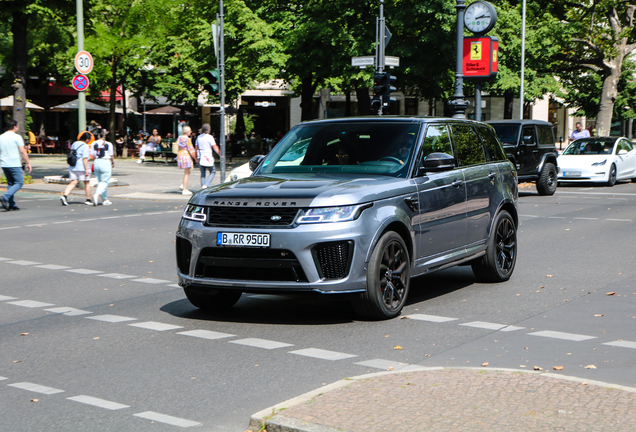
[
  {"left": 195, "top": 247, "right": 307, "bottom": 282},
  {"left": 312, "top": 241, "right": 353, "bottom": 280},
  {"left": 205, "top": 207, "right": 299, "bottom": 227}
]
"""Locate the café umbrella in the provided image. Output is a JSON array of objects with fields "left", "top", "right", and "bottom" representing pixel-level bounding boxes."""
[
  {"left": 50, "top": 99, "right": 109, "bottom": 113},
  {"left": 0, "top": 96, "right": 45, "bottom": 111}
]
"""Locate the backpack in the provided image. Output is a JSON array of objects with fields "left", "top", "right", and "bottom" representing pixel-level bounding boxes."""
[
  {"left": 67, "top": 143, "right": 84, "bottom": 166},
  {"left": 93, "top": 141, "right": 106, "bottom": 159}
]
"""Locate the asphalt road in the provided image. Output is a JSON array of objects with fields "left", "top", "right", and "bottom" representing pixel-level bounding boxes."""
[{"left": 1, "top": 182, "right": 636, "bottom": 431}]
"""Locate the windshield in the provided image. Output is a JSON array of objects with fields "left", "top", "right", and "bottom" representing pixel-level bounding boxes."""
[
  {"left": 256, "top": 121, "right": 421, "bottom": 178},
  {"left": 563, "top": 139, "right": 614, "bottom": 155},
  {"left": 490, "top": 124, "right": 520, "bottom": 145}
]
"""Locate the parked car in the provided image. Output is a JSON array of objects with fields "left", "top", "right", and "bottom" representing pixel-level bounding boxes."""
[
  {"left": 487, "top": 119, "right": 559, "bottom": 195},
  {"left": 557, "top": 136, "right": 636, "bottom": 186},
  {"left": 177, "top": 117, "right": 518, "bottom": 320}
]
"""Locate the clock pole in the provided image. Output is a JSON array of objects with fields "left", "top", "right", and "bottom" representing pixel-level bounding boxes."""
[{"left": 448, "top": 0, "right": 469, "bottom": 119}]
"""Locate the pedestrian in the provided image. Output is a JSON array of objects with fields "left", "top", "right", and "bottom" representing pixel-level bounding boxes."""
[
  {"left": 0, "top": 120, "right": 32, "bottom": 211},
  {"left": 60, "top": 132, "right": 93, "bottom": 206},
  {"left": 137, "top": 128, "right": 161, "bottom": 164},
  {"left": 570, "top": 122, "right": 591, "bottom": 141},
  {"left": 91, "top": 129, "right": 115, "bottom": 206},
  {"left": 176, "top": 125, "right": 197, "bottom": 195},
  {"left": 196, "top": 124, "right": 220, "bottom": 188}
]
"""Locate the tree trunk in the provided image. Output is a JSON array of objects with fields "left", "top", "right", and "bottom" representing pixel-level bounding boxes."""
[
  {"left": 300, "top": 77, "right": 315, "bottom": 121},
  {"left": 595, "top": 58, "right": 622, "bottom": 136},
  {"left": 109, "top": 57, "right": 118, "bottom": 144},
  {"left": 503, "top": 90, "right": 514, "bottom": 119},
  {"left": 38, "top": 74, "right": 49, "bottom": 137},
  {"left": 355, "top": 86, "right": 371, "bottom": 116},
  {"left": 345, "top": 90, "right": 351, "bottom": 117},
  {"left": 11, "top": 10, "right": 28, "bottom": 139}
]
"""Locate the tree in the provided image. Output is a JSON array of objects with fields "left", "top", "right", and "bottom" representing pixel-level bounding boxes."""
[{"left": 548, "top": 0, "right": 636, "bottom": 135}]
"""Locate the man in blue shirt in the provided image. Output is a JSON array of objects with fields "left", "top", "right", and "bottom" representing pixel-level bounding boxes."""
[
  {"left": 0, "top": 120, "right": 32, "bottom": 211},
  {"left": 570, "top": 122, "right": 591, "bottom": 141}
]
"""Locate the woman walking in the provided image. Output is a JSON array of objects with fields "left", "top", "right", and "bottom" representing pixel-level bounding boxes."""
[
  {"left": 196, "top": 124, "right": 220, "bottom": 188},
  {"left": 91, "top": 129, "right": 115, "bottom": 206},
  {"left": 177, "top": 125, "right": 197, "bottom": 195}
]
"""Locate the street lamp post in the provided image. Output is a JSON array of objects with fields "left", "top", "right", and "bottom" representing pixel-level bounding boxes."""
[{"left": 448, "top": 0, "right": 469, "bottom": 118}]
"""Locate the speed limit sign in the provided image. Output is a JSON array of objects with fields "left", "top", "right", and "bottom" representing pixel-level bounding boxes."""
[{"left": 75, "top": 51, "right": 94, "bottom": 75}]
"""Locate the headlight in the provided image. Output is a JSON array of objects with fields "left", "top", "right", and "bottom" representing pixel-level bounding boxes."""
[
  {"left": 591, "top": 159, "right": 607, "bottom": 166},
  {"left": 296, "top": 204, "right": 372, "bottom": 224},
  {"left": 182, "top": 205, "right": 207, "bottom": 222}
]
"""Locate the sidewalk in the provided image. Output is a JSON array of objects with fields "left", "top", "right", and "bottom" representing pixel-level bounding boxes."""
[
  {"left": 249, "top": 367, "right": 636, "bottom": 432},
  {"left": 2, "top": 154, "right": 248, "bottom": 201}
]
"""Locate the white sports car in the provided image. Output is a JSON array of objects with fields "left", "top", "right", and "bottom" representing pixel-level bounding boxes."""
[{"left": 557, "top": 136, "right": 636, "bottom": 186}]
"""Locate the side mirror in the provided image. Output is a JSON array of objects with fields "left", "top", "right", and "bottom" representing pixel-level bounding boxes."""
[
  {"left": 618, "top": 149, "right": 628, "bottom": 155},
  {"left": 249, "top": 155, "right": 266, "bottom": 172},
  {"left": 420, "top": 152, "right": 456, "bottom": 173},
  {"left": 522, "top": 136, "right": 535, "bottom": 145}
]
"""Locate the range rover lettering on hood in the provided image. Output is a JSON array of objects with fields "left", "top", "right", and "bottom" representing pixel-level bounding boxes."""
[{"left": 208, "top": 198, "right": 314, "bottom": 207}]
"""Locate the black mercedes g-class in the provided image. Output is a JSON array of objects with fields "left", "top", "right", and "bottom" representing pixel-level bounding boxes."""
[{"left": 487, "top": 119, "right": 559, "bottom": 195}]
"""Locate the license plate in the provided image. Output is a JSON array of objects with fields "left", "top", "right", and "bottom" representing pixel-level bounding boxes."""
[
  {"left": 563, "top": 171, "right": 581, "bottom": 177},
  {"left": 217, "top": 232, "right": 270, "bottom": 247}
]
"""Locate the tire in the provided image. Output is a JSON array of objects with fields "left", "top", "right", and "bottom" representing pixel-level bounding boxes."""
[
  {"left": 536, "top": 162, "right": 558, "bottom": 195},
  {"left": 183, "top": 287, "right": 242, "bottom": 311},
  {"left": 352, "top": 231, "right": 410, "bottom": 320},
  {"left": 606, "top": 164, "right": 617, "bottom": 186},
  {"left": 472, "top": 210, "right": 517, "bottom": 283}
]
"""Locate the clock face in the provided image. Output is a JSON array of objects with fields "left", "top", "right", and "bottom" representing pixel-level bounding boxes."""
[{"left": 464, "top": 1, "right": 496, "bottom": 34}]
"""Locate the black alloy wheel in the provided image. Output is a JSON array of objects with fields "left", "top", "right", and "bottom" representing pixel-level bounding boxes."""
[{"left": 472, "top": 210, "right": 517, "bottom": 282}]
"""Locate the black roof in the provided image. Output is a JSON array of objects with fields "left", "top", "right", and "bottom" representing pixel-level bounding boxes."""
[{"left": 486, "top": 119, "right": 553, "bottom": 127}]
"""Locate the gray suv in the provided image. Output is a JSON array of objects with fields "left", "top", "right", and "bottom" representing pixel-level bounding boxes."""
[{"left": 177, "top": 117, "right": 518, "bottom": 319}]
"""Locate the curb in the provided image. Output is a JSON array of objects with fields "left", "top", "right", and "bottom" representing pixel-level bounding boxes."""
[{"left": 248, "top": 366, "right": 636, "bottom": 432}]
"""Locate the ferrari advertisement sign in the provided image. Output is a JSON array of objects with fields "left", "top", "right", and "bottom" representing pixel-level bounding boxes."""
[{"left": 463, "top": 36, "right": 498, "bottom": 83}]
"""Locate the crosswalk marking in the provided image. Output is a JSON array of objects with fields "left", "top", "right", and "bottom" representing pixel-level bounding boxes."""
[
  {"left": 602, "top": 340, "right": 636, "bottom": 349},
  {"left": 528, "top": 330, "right": 597, "bottom": 342},
  {"left": 86, "top": 314, "right": 137, "bottom": 323},
  {"left": 131, "top": 278, "right": 171, "bottom": 284},
  {"left": 128, "top": 321, "right": 183, "bottom": 331},
  {"left": 98, "top": 273, "right": 136, "bottom": 279},
  {"left": 65, "top": 268, "right": 103, "bottom": 275},
  {"left": 460, "top": 321, "right": 525, "bottom": 332},
  {"left": 7, "top": 300, "right": 54, "bottom": 308},
  {"left": 133, "top": 411, "right": 201, "bottom": 428},
  {"left": 289, "top": 348, "right": 357, "bottom": 361},
  {"left": 67, "top": 395, "right": 130, "bottom": 410},
  {"left": 6, "top": 260, "right": 41, "bottom": 266},
  {"left": 45, "top": 307, "right": 92, "bottom": 316},
  {"left": 0, "top": 295, "right": 17, "bottom": 301},
  {"left": 8, "top": 382, "right": 64, "bottom": 395},
  {"left": 229, "top": 338, "right": 294, "bottom": 350},
  {"left": 35, "top": 264, "right": 71, "bottom": 270},
  {"left": 406, "top": 314, "right": 458, "bottom": 323},
  {"left": 177, "top": 329, "right": 235, "bottom": 340}
]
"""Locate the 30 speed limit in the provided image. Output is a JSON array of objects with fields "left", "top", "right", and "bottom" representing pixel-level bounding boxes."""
[{"left": 74, "top": 51, "right": 94, "bottom": 75}]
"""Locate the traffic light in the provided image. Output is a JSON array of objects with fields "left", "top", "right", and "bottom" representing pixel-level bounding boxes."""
[
  {"left": 206, "top": 69, "right": 221, "bottom": 97},
  {"left": 371, "top": 72, "right": 397, "bottom": 111}
]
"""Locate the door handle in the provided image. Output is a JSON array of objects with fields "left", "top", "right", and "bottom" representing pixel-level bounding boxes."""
[
  {"left": 488, "top": 172, "right": 497, "bottom": 179},
  {"left": 452, "top": 179, "right": 464, "bottom": 188}
]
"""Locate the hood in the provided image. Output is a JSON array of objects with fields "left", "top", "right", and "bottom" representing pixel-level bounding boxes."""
[{"left": 189, "top": 174, "right": 416, "bottom": 208}]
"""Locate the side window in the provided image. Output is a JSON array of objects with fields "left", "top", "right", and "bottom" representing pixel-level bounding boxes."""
[
  {"left": 451, "top": 125, "right": 486, "bottom": 167},
  {"left": 420, "top": 124, "right": 453, "bottom": 162},
  {"left": 537, "top": 126, "right": 554, "bottom": 145},
  {"left": 521, "top": 126, "right": 537, "bottom": 145},
  {"left": 476, "top": 125, "right": 507, "bottom": 162},
  {"left": 620, "top": 139, "right": 633, "bottom": 153}
]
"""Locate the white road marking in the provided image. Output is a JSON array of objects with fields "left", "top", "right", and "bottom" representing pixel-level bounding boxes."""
[
  {"left": 0, "top": 376, "right": 7, "bottom": 381},
  {"left": 606, "top": 219, "right": 632, "bottom": 222},
  {"left": 123, "top": 214, "right": 143, "bottom": 217},
  {"left": 131, "top": 278, "right": 171, "bottom": 284},
  {"left": 289, "top": 348, "right": 357, "bottom": 361},
  {"left": 0, "top": 226, "right": 20, "bottom": 231},
  {"left": 7, "top": 300, "right": 54, "bottom": 308},
  {"left": 133, "top": 411, "right": 201, "bottom": 428},
  {"left": 86, "top": 314, "right": 137, "bottom": 323},
  {"left": 558, "top": 191, "right": 636, "bottom": 197},
  {"left": 6, "top": 260, "right": 41, "bottom": 266},
  {"left": 35, "top": 264, "right": 71, "bottom": 270},
  {"left": 52, "top": 221, "right": 73, "bottom": 224},
  {"left": 528, "top": 330, "right": 597, "bottom": 341},
  {"left": 0, "top": 257, "right": 12, "bottom": 261},
  {"left": 406, "top": 314, "right": 458, "bottom": 323},
  {"left": 25, "top": 223, "right": 48, "bottom": 227},
  {"left": 67, "top": 395, "right": 130, "bottom": 410},
  {"left": 128, "top": 321, "right": 183, "bottom": 331},
  {"left": 229, "top": 338, "right": 294, "bottom": 350},
  {"left": 499, "top": 325, "right": 526, "bottom": 332},
  {"left": 520, "top": 215, "right": 540, "bottom": 218},
  {"left": 78, "top": 218, "right": 98, "bottom": 222},
  {"left": 65, "top": 269, "right": 103, "bottom": 275},
  {"left": 98, "top": 273, "right": 136, "bottom": 279},
  {"left": 573, "top": 217, "right": 598, "bottom": 220},
  {"left": 145, "top": 212, "right": 164, "bottom": 215},
  {"left": 8, "top": 382, "right": 64, "bottom": 395},
  {"left": 45, "top": 307, "right": 92, "bottom": 316},
  {"left": 355, "top": 359, "right": 410, "bottom": 370},
  {"left": 602, "top": 340, "right": 636, "bottom": 349},
  {"left": 99, "top": 216, "right": 122, "bottom": 220},
  {"left": 167, "top": 284, "right": 181, "bottom": 288},
  {"left": 177, "top": 330, "right": 235, "bottom": 340},
  {"left": 547, "top": 216, "right": 566, "bottom": 219},
  {"left": 459, "top": 321, "right": 525, "bottom": 332},
  {"left": 0, "top": 295, "right": 17, "bottom": 301}
]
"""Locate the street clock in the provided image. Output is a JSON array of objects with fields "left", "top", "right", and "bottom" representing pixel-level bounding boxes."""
[{"left": 464, "top": 1, "right": 497, "bottom": 35}]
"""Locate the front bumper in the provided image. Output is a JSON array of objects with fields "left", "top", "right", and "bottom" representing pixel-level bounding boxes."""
[
  {"left": 557, "top": 166, "right": 608, "bottom": 183},
  {"left": 176, "top": 215, "right": 377, "bottom": 294}
]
